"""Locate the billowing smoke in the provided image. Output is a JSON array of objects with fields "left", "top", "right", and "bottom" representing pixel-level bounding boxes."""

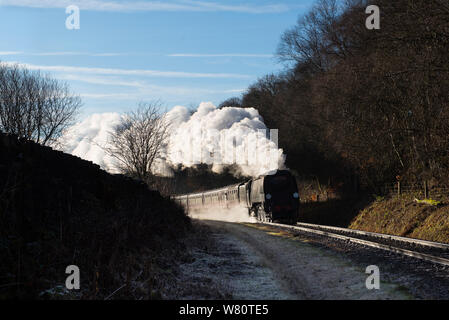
[
  {"left": 164, "top": 102, "right": 285, "bottom": 177},
  {"left": 188, "top": 207, "right": 257, "bottom": 223},
  {"left": 59, "top": 102, "right": 286, "bottom": 178},
  {"left": 60, "top": 112, "right": 123, "bottom": 172}
]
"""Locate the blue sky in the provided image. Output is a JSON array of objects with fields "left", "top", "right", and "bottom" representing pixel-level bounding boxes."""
[{"left": 0, "top": 0, "right": 313, "bottom": 118}]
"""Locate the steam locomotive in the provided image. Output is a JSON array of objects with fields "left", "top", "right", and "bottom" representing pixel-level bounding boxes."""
[{"left": 172, "top": 170, "right": 299, "bottom": 224}]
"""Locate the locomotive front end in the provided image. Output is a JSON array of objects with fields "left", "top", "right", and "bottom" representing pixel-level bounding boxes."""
[{"left": 263, "top": 170, "right": 299, "bottom": 224}]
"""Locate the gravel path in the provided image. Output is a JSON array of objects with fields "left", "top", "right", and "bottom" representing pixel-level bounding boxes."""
[
  {"left": 266, "top": 223, "right": 449, "bottom": 300},
  {"left": 172, "top": 220, "right": 416, "bottom": 300}
]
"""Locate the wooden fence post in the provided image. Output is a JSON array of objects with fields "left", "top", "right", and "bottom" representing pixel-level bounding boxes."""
[{"left": 424, "top": 181, "right": 429, "bottom": 199}]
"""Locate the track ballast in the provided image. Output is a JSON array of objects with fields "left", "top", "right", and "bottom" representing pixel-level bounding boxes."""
[{"left": 259, "top": 221, "right": 449, "bottom": 267}]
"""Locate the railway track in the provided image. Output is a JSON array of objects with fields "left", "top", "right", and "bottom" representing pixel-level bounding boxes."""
[{"left": 261, "top": 221, "right": 449, "bottom": 267}]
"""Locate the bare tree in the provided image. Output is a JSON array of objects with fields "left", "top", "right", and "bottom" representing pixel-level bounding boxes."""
[
  {"left": 218, "top": 97, "right": 242, "bottom": 109},
  {"left": 0, "top": 62, "right": 81, "bottom": 145},
  {"left": 104, "top": 102, "right": 170, "bottom": 183}
]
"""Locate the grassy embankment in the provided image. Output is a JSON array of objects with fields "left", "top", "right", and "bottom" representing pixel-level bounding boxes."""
[
  {"left": 350, "top": 195, "right": 449, "bottom": 244},
  {"left": 299, "top": 194, "right": 449, "bottom": 244}
]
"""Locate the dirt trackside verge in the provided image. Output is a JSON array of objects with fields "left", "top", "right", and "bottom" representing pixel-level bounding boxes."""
[{"left": 169, "top": 219, "right": 413, "bottom": 300}]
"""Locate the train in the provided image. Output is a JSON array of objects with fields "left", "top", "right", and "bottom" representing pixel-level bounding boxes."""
[{"left": 172, "top": 169, "right": 300, "bottom": 224}]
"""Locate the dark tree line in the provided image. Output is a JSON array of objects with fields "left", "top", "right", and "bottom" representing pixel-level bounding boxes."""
[
  {"left": 0, "top": 63, "right": 82, "bottom": 146},
  {"left": 222, "top": 0, "right": 449, "bottom": 192}
]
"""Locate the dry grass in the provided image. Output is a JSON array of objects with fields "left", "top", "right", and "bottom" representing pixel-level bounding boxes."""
[{"left": 350, "top": 195, "right": 449, "bottom": 243}]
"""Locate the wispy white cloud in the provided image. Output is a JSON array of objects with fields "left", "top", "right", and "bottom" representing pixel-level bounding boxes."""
[
  {"left": 0, "top": 51, "right": 24, "bottom": 55},
  {"left": 0, "top": 61, "right": 246, "bottom": 102},
  {"left": 1, "top": 51, "right": 274, "bottom": 58},
  {"left": 3, "top": 61, "right": 251, "bottom": 79},
  {"left": 168, "top": 53, "right": 274, "bottom": 58},
  {"left": 57, "top": 74, "right": 146, "bottom": 87},
  {"left": 31, "top": 51, "right": 89, "bottom": 56},
  {"left": 0, "top": 0, "right": 291, "bottom": 14},
  {"left": 0, "top": 51, "right": 126, "bottom": 57},
  {"left": 179, "top": 0, "right": 289, "bottom": 14},
  {"left": 91, "top": 53, "right": 125, "bottom": 57},
  {"left": 57, "top": 73, "right": 245, "bottom": 96},
  {"left": 79, "top": 92, "right": 133, "bottom": 99},
  {"left": 80, "top": 86, "right": 245, "bottom": 99}
]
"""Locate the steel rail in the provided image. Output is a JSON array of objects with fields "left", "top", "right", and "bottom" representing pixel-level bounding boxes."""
[
  {"left": 262, "top": 222, "right": 449, "bottom": 267},
  {"left": 295, "top": 222, "right": 449, "bottom": 250}
]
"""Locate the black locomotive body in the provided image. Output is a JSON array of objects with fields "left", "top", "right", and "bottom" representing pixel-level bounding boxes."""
[
  {"left": 172, "top": 169, "right": 299, "bottom": 224},
  {"left": 248, "top": 170, "right": 300, "bottom": 223}
]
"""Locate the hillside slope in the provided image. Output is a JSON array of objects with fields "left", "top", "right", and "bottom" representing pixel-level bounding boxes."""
[
  {"left": 0, "top": 133, "right": 190, "bottom": 299},
  {"left": 350, "top": 196, "right": 449, "bottom": 244}
]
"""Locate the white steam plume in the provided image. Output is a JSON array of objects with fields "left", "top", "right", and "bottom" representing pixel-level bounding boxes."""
[
  {"left": 59, "top": 102, "right": 286, "bottom": 178},
  {"left": 60, "top": 112, "right": 123, "bottom": 171},
  {"left": 188, "top": 207, "right": 257, "bottom": 223}
]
